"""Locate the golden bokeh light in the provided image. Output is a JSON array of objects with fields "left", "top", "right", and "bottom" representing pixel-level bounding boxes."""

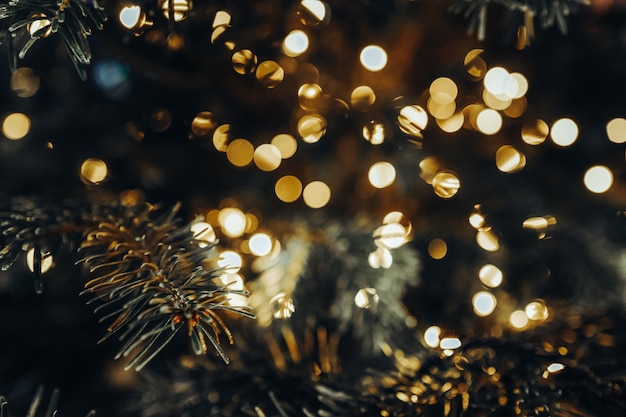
[
  {"left": 429, "top": 77, "right": 458, "bottom": 104},
  {"left": 191, "top": 111, "right": 217, "bottom": 137},
  {"left": 484, "top": 67, "right": 517, "bottom": 97},
  {"left": 11, "top": 67, "right": 40, "bottom": 98},
  {"left": 213, "top": 124, "right": 231, "bottom": 152},
  {"left": 476, "top": 228, "right": 499, "bottom": 251},
  {"left": 428, "top": 238, "right": 447, "bottom": 260},
  {"left": 469, "top": 205, "right": 486, "bottom": 229},
  {"left": 427, "top": 98, "right": 456, "bottom": 120},
  {"left": 218, "top": 207, "right": 247, "bottom": 238},
  {"left": 495, "top": 145, "right": 526, "bottom": 173},
  {"left": 297, "top": 114, "right": 327, "bottom": 143},
  {"left": 360, "top": 45, "right": 388, "bottom": 72},
  {"left": 2, "top": 113, "right": 30, "bottom": 140},
  {"left": 368, "top": 162, "right": 396, "bottom": 188},
  {"left": 190, "top": 221, "right": 217, "bottom": 247},
  {"left": 213, "top": 10, "right": 231, "bottom": 27},
  {"left": 232, "top": 49, "right": 258, "bottom": 74},
  {"left": 217, "top": 250, "right": 243, "bottom": 274},
  {"left": 432, "top": 171, "right": 460, "bottom": 198},
  {"left": 363, "top": 122, "right": 385, "bottom": 145},
  {"left": 374, "top": 223, "right": 407, "bottom": 249},
  {"left": 28, "top": 13, "right": 52, "bottom": 38},
  {"left": 523, "top": 216, "right": 557, "bottom": 239},
  {"left": 270, "top": 293, "right": 296, "bottom": 319},
  {"left": 249, "top": 233, "right": 273, "bottom": 256},
  {"left": 419, "top": 157, "right": 442, "bottom": 185},
  {"left": 275, "top": 175, "right": 303, "bottom": 202},
  {"left": 398, "top": 105, "right": 428, "bottom": 136},
  {"left": 226, "top": 138, "right": 254, "bottom": 167},
  {"left": 503, "top": 97, "right": 527, "bottom": 118},
  {"left": 283, "top": 30, "right": 309, "bottom": 57},
  {"left": 303, "top": 181, "right": 331, "bottom": 208},
  {"left": 483, "top": 90, "right": 511, "bottom": 110},
  {"left": 521, "top": 119, "right": 549, "bottom": 145},
  {"left": 525, "top": 300, "right": 549, "bottom": 321},
  {"left": 440, "top": 337, "right": 461, "bottom": 350},
  {"left": 219, "top": 273, "right": 245, "bottom": 291},
  {"left": 354, "top": 288, "right": 380, "bottom": 309},
  {"left": 160, "top": 0, "right": 190, "bottom": 22},
  {"left": 298, "top": 0, "right": 329, "bottom": 25},
  {"left": 298, "top": 83, "right": 323, "bottom": 110},
  {"left": 464, "top": 49, "right": 486, "bottom": 79},
  {"left": 119, "top": 5, "right": 144, "bottom": 29},
  {"left": 255, "top": 60, "right": 285, "bottom": 88},
  {"left": 476, "top": 108, "right": 502, "bottom": 135},
  {"left": 423, "top": 326, "right": 441, "bottom": 348},
  {"left": 26, "top": 248, "right": 53, "bottom": 274},
  {"left": 436, "top": 112, "right": 464, "bottom": 133},
  {"left": 351, "top": 85, "right": 376, "bottom": 111},
  {"left": 509, "top": 310, "right": 529, "bottom": 329},
  {"left": 148, "top": 107, "right": 172, "bottom": 132},
  {"left": 271, "top": 134, "right": 298, "bottom": 158},
  {"left": 547, "top": 363, "right": 565, "bottom": 374},
  {"left": 80, "top": 158, "right": 108, "bottom": 185},
  {"left": 509, "top": 73, "right": 528, "bottom": 98},
  {"left": 383, "top": 211, "right": 412, "bottom": 236},
  {"left": 584, "top": 165, "right": 613, "bottom": 193},
  {"left": 245, "top": 212, "right": 259, "bottom": 234},
  {"left": 472, "top": 291, "right": 497, "bottom": 317},
  {"left": 478, "top": 264, "right": 503, "bottom": 288},
  {"left": 368, "top": 247, "right": 393, "bottom": 269},
  {"left": 606, "top": 118, "right": 626, "bottom": 144},
  {"left": 253, "top": 144, "right": 282, "bottom": 171},
  {"left": 550, "top": 118, "right": 578, "bottom": 147}
]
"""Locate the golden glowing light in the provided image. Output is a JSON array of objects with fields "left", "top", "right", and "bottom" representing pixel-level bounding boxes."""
[
  {"left": 584, "top": 165, "right": 613, "bottom": 193},
  {"left": 606, "top": 118, "right": 626, "bottom": 144},
  {"left": 354, "top": 288, "right": 379, "bottom": 309},
  {"left": 11, "top": 67, "right": 40, "bottom": 98},
  {"left": 298, "top": 83, "right": 323, "bottom": 110},
  {"left": 213, "top": 124, "right": 231, "bottom": 152},
  {"left": 80, "top": 158, "right": 108, "bottom": 185},
  {"left": 298, "top": 0, "right": 329, "bottom": 25},
  {"left": 432, "top": 171, "right": 460, "bottom": 198},
  {"left": 245, "top": 213, "right": 259, "bottom": 234},
  {"left": 219, "top": 273, "right": 245, "bottom": 291},
  {"left": 476, "top": 228, "right": 499, "bottom": 252},
  {"left": 509, "top": 73, "right": 528, "bottom": 98},
  {"left": 26, "top": 248, "right": 53, "bottom": 274},
  {"left": 190, "top": 221, "right": 217, "bottom": 247},
  {"left": 550, "top": 118, "right": 578, "bottom": 147},
  {"left": 469, "top": 205, "right": 486, "bottom": 229},
  {"left": 270, "top": 293, "right": 296, "bottom": 319},
  {"left": 249, "top": 233, "right": 273, "bottom": 256},
  {"left": 383, "top": 211, "right": 412, "bottom": 236},
  {"left": 521, "top": 119, "right": 549, "bottom": 145},
  {"left": 191, "top": 111, "right": 217, "bottom": 137},
  {"left": 484, "top": 67, "right": 517, "bottom": 97},
  {"left": 427, "top": 98, "right": 456, "bottom": 120},
  {"left": 523, "top": 216, "right": 557, "bottom": 239},
  {"left": 351, "top": 85, "right": 376, "bottom": 111},
  {"left": 254, "top": 144, "right": 282, "bottom": 171},
  {"left": 472, "top": 291, "right": 497, "bottom": 317},
  {"left": 374, "top": 223, "right": 407, "bottom": 249},
  {"left": 476, "top": 108, "right": 502, "bottom": 135},
  {"left": 255, "top": 60, "right": 285, "bottom": 88},
  {"left": 148, "top": 107, "right": 172, "bottom": 132},
  {"left": 547, "top": 363, "right": 565, "bottom": 373},
  {"left": 419, "top": 157, "right": 442, "bottom": 184},
  {"left": 360, "top": 45, "right": 388, "bottom": 72},
  {"left": 2, "top": 113, "right": 30, "bottom": 140},
  {"left": 503, "top": 97, "right": 527, "bottom": 118},
  {"left": 283, "top": 30, "right": 309, "bottom": 57},
  {"left": 217, "top": 250, "right": 243, "bottom": 274},
  {"left": 483, "top": 90, "right": 511, "bottom": 110},
  {"left": 271, "top": 134, "right": 297, "bottom": 158},
  {"left": 464, "top": 49, "right": 486, "bottom": 79},
  {"left": 440, "top": 337, "right": 461, "bottom": 350},
  {"left": 160, "top": 0, "right": 191, "bottom": 22},
  {"left": 368, "top": 247, "right": 393, "bottom": 269},
  {"left": 428, "top": 238, "right": 447, "bottom": 260},
  {"left": 275, "top": 175, "right": 303, "bottom": 203},
  {"left": 28, "top": 13, "right": 52, "bottom": 38},
  {"left": 423, "top": 326, "right": 441, "bottom": 348},
  {"left": 509, "top": 310, "right": 529, "bottom": 329},
  {"left": 232, "top": 49, "right": 258, "bottom": 74},
  {"left": 226, "top": 139, "right": 254, "bottom": 167},
  {"left": 218, "top": 207, "right": 247, "bottom": 238},
  {"left": 495, "top": 145, "right": 526, "bottom": 173},
  {"left": 429, "top": 77, "right": 458, "bottom": 104},
  {"left": 363, "top": 122, "right": 385, "bottom": 145},
  {"left": 119, "top": 5, "right": 143, "bottom": 29},
  {"left": 398, "top": 105, "right": 428, "bottom": 136},
  {"left": 303, "top": 181, "right": 331, "bottom": 208},
  {"left": 368, "top": 162, "right": 396, "bottom": 188},
  {"left": 213, "top": 10, "right": 231, "bottom": 27},
  {"left": 297, "top": 114, "right": 327, "bottom": 143},
  {"left": 479, "top": 264, "right": 503, "bottom": 288},
  {"left": 525, "top": 300, "right": 549, "bottom": 321},
  {"left": 436, "top": 112, "right": 464, "bottom": 133}
]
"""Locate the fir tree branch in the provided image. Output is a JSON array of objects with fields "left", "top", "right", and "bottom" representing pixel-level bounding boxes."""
[{"left": 0, "top": 386, "right": 96, "bottom": 417}]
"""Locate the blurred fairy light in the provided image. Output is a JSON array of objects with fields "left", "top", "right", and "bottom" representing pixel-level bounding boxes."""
[
  {"left": 191, "top": 111, "right": 217, "bottom": 137},
  {"left": 160, "top": 0, "right": 191, "bottom": 22},
  {"left": 298, "top": 0, "right": 330, "bottom": 25},
  {"left": 302, "top": 181, "right": 331, "bottom": 208},
  {"left": 255, "top": 60, "right": 285, "bottom": 88},
  {"left": 2, "top": 113, "right": 30, "bottom": 140},
  {"left": 270, "top": 293, "right": 295, "bottom": 319},
  {"left": 298, "top": 83, "right": 323, "bottom": 110},
  {"left": 436, "top": 112, "right": 464, "bottom": 133},
  {"left": 546, "top": 363, "right": 565, "bottom": 374},
  {"left": 521, "top": 119, "right": 549, "bottom": 145},
  {"left": 472, "top": 291, "right": 497, "bottom": 317},
  {"left": 523, "top": 216, "right": 557, "bottom": 239},
  {"left": 271, "top": 134, "right": 297, "bottom": 158},
  {"left": 363, "top": 121, "right": 385, "bottom": 144},
  {"left": 232, "top": 49, "right": 258, "bottom": 74},
  {"left": 213, "top": 10, "right": 231, "bottom": 27},
  {"left": 190, "top": 221, "right": 217, "bottom": 247},
  {"left": 606, "top": 118, "right": 626, "bottom": 143},
  {"left": 469, "top": 205, "right": 486, "bottom": 229},
  {"left": 211, "top": 10, "right": 233, "bottom": 49},
  {"left": 464, "top": 49, "right": 486, "bottom": 80},
  {"left": 432, "top": 171, "right": 460, "bottom": 198},
  {"left": 495, "top": 145, "right": 526, "bottom": 173},
  {"left": 213, "top": 124, "right": 231, "bottom": 152},
  {"left": 10, "top": 67, "right": 40, "bottom": 98},
  {"left": 550, "top": 118, "right": 579, "bottom": 147},
  {"left": 509, "top": 310, "right": 529, "bottom": 329},
  {"left": 440, "top": 337, "right": 462, "bottom": 350},
  {"left": 478, "top": 264, "right": 503, "bottom": 288},
  {"left": 283, "top": 30, "right": 309, "bottom": 57},
  {"left": 219, "top": 273, "right": 245, "bottom": 291},
  {"left": 26, "top": 248, "right": 53, "bottom": 274},
  {"left": 368, "top": 162, "right": 396, "bottom": 188},
  {"left": 245, "top": 212, "right": 259, "bottom": 234},
  {"left": 368, "top": 247, "right": 393, "bottom": 269},
  {"left": 351, "top": 86, "right": 376, "bottom": 111},
  {"left": 398, "top": 105, "right": 428, "bottom": 136},
  {"left": 423, "top": 326, "right": 441, "bottom": 348},
  {"left": 253, "top": 144, "right": 282, "bottom": 171},
  {"left": 383, "top": 211, "right": 412, "bottom": 237},
  {"left": 374, "top": 223, "right": 407, "bottom": 249},
  {"left": 119, "top": 5, "right": 143, "bottom": 29},
  {"left": 483, "top": 67, "right": 519, "bottom": 98},
  {"left": 476, "top": 108, "right": 502, "bottom": 135},
  {"left": 360, "top": 45, "right": 388, "bottom": 72},
  {"left": 419, "top": 157, "right": 442, "bottom": 184},
  {"left": 354, "top": 288, "right": 380, "bottom": 309},
  {"left": 429, "top": 77, "right": 458, "bottom": 104},
  {"left": 297, "top": 114, "right": 327, "bottom": 143},
  {"left": 275, "top": 175, "right": 303, "bottom": 202},
  {"left": 525, "top": 300, "right": 549, "bottom": 321},
  {"left": 80, "top": 158, "right": 108, "bottom": 185},
  {"left": 217, "top": 250, "right": 243, "bottom": 274},
  {"left": 249, "top": 233, "right": 273, "bottom": 256},
  {"left": 218, "top": 207, "right": 247, "bottom": 238},
  {"left": 148, "top": 107, "right": 172, "bottom": 133},
  {"left": 427, "top": 239, "right": 447, "bottom": 259},
  {"left": 476, "top": 228, "right": 500, "bottom": 251},
  {"left": 27, "top": 13, "right": 52, "bottom": 37},
  {"left": 226, "top": 138, "right": 254, "bottom": 167},
  {"left": 427, "top": 97, "right": 455, "bottom": 120},
  {"left": 584, "top": 165, "right": 613, "bottom": 193}
]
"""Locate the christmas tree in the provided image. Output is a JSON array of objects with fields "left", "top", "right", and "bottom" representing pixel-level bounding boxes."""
[{"left": 1, "top": 0, "right": 626, "bottom": 416}]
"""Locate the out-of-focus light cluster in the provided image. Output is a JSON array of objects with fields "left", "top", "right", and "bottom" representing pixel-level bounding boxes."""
[
  {"left": 297, "top": 0, "right": 330, "bottom": 26},
  {"left": 469, "top": 204, "right": 500, "bottom": 252},
  {"left": 26, "top": 247, "right": 53, "bottom": 274},
  {"left": 354, "top": 287, "right": 380, "bottom": 309},
  {"left": 160, "top": 0, "right": 191, "bottom": 22},
  {"left": 495, "top": 145, "right": 526, "bottom": 173},
  {"left": 80, "top": 158, "right": 108, "bottom": 185},
  {"left": 369, "top": 212, "right": 412, "bottom": 269},
  {"left": 523, "top": 215, "right": 557, "bottom": 239},
  {"left": 418, "top": 157, "right": 461, "bottom": 199},
  {"left": 508, "top": 299, "right": 549, "bottom": 330},
  {"left": 2, "top": 113, "right": 30, "bottom": 140},
  {"left": 118, "top": 4, "right": 152, "bottom": 32}
]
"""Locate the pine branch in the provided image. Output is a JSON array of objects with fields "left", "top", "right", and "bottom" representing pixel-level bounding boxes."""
[
  {"left": 0, "top": 386, "right": 95, "bottom": 417},
  {"left": 0, "top": 0, "right": 106, "bottom": 80}
]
